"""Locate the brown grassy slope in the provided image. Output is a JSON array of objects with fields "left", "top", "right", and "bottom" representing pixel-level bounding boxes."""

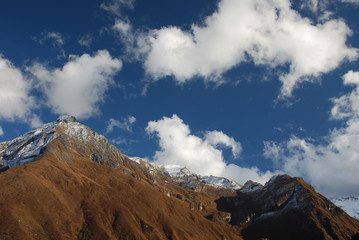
[{"left": 0, "top": 139, "right": 242, "bottom": 240}]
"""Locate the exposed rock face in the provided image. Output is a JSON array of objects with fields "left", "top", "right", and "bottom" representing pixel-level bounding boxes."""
[
  {"left": 217, "top": 175, "right": 359, "bottom": 240},
  {"left": 0, "top": 117, "right": 358, "bottom": 240}
]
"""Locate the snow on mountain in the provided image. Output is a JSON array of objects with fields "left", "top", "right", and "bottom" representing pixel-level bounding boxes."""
[
  {"left": 239, "top": 180, "right": 264, "bottom": 193},
  {"left": 200, "top": 175, "right": 241, "bottom": 189},
  {"left": 162, "top": 163, "right": 240, "bottom": 189},
  {"left": 0, "top": 119, "right": 59, "bottom": 168},
  {"left": 164, "top": 164, "right": 191, "bottom": 178},
  {"left": 128, "top": 157, "right": 241, "bottom": 190},
  {"left": 59, "top": 116, "right": 106, "bottom": 143},
  {"left": 0, "top": 115, "right": 106, "bottom": 170},
  {"left": 0, "top": 116, "right": 240, "bottom": 191},
  {"left": 332, "top": 196, "right": 359, "bottom": 220}
]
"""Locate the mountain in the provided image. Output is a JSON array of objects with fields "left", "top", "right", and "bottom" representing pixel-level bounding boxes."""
[
  {"left": 216, "top": 175, "right": 359, "bottom": 240},
  {"left": 0, "top": 116, "right": 358, "bottom": 240}
]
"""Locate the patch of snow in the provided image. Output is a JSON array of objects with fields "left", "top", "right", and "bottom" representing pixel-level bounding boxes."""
[
  {"left": 1, "top": 121, "right": 59, "bottom": 168},
  {"left": 0, "top": 115, "right": 103, "bottom": 169},
  {"left": 240, "top": 180, "right": 264, "bottom": 193},
  {"left": 59, "top": 121, "right": 105, "bottom": 143},
  {"left": 128, "top": 157, "right": 159, "bottom": 176},
  {"left": 128, "top": 157, "right": 153, "bottom": 165},
  {"left": 129, "top": 157, "right": 142, "bottom": 164},
  {"left": 164, "top": 164, "right": 191, "bottom": 178},
  {"left": 163, "top": 163, "right": 240, "bottom": 189},
  {"left": 201, "top": 175, "right": 241, "bottom": 189},
  {"left": 332, "top": 196, "right": 359, "bottom": 219},
  {"left": 128, "top": 157, "right": 240, "bottom": 189}
]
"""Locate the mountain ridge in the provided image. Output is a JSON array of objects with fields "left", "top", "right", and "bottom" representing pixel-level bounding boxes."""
[
  {"left": 0, "top": 116, "right": 241, "bottom": 190},
  {"left": 0, "top": 116, "right": 358, "bottom": 240}
]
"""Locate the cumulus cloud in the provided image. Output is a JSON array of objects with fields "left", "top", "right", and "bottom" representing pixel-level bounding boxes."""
[
  {"left": 264, "top": 71, "right": 359, "bottom": 198},
  {"left": 204, "top": 130, "right": 242, "bottom": 158},
  {"left": 29, "top": 50, "right": 122, "bottom": 119},
  {"left": 0, "top": 126, "right": 3, "bottom": 136},
  {"left": 106, "top": 115, "right": 136, "bottom": 133},
  {"left": 146, "top": 114, "right": 272, "bottom": 184},
  {"left": 0, "top": 55, "right": 39, "bottom": 126},
  {"left": 101, "top": 0, "right": 134, "bottom": 16},
  {"left": 140, "top": 0, "right": 357, "bottom": 97}
]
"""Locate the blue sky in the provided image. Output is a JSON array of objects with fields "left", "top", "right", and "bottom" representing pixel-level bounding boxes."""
[{"left": 0, "top": 0, "right": 359, "bottom": 198}]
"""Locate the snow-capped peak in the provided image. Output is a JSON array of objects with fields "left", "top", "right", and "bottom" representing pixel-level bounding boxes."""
[
  {"left": 128, "top": 157, "right": 241, "bottom": 190},
  {"left": 0, "top": 115, "right": 105, "bottom": 169},
  {"left": 164, "top": 164, "right": 191, "bottom": 178},
  {"left": 1, "top": 116, "right": 240, "bottom": 192},
  {"left": 162, "top": 163, "right": 240, "bottom": 189},
  {"left": 200, "top": 175, "right": 241, "bottom": 189},
  {"left": 239, "top": 180, "right": 264, "bottom": 193},
  {"left": 0, "top": 119, "right": 60, "bottom": 168}
]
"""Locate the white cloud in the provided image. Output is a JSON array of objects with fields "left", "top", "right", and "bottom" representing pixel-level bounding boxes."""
[
  {"left": 301, "top": 0, "right": 320, "bottom": 11},
  {"left": 113, "top": 20, "right": 135, "bottom": 54},
  {"left": 204, "top": 130, "right": 242, "bottom": 158},
  {"left": 331, "top": 71, "right": 359, "bottom": 120},
  {"left": 78, "top": 34, "right": 94, "bottom": 48},
  {"left": 113, "top": 19, "right": 132, "bottom": 35},
  {"left": 110, "top": 136, "right": 128, "bottom": 145},
  {"left": 32, "top": 32, "right": 66, "bottom": 59},
  {"left": 106, "top": 115, "right": 136, "bottom": 133},
  {"left": 100, "top": 0, "right": 134, "bottom": 16},
  {"left": 29, "top": 50, "right": 122, "bottom": 119},
  {"left": 146, "top": 114, "right": 272, "bottom": 184},
  {"left": 300, "top": 0, "right": 331, "bottom": 12},
  {"left": 33, "top": 32, "right": 65, "bottom": 47},
  {"left": 264, "top": 71, "right": 359, "bottom": 198},
  {"left": 112, "top": 19, "right": 150, "bottom": 62},
  {"left": 341, "top": 0, "right": 359, "bottom": 4},
  {"left": 301, "top": 0, "right": 359, "bottom": 14},
  {"left": 141, "top": 0, "right": 357, "bottom": 97},
  {"left": 0, "top": 126, "right": 3, "bottom": 136},
  {"left": 0, "top": 55, "right": 39, "bottom": 126}
]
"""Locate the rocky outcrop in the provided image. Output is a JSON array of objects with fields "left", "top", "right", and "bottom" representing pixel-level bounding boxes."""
[{"left": 217, "top": 175, "right": 359, "bottom": 240}]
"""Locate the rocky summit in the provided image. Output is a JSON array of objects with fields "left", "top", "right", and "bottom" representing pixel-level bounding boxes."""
[{"left": 0, "top": 116, "right": 358, "bottom": 240}]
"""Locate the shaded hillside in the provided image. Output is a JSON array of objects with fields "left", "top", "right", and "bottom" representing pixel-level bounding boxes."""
[{"left": 216, "top": 175, "right": 359, "bottom": 240}]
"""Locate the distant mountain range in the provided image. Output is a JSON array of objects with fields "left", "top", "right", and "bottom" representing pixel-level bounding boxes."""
[{"left": 0, "top": 116, "right": 358, "bottom": 240}]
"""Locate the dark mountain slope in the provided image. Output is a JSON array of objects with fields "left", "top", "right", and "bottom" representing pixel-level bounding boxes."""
[{"left": 216, "top": 175, "right": 359, "bottom": 240}]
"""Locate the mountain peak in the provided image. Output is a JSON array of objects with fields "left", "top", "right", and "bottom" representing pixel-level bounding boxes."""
[
  {"left": 56, "top": 115, "right": 77, "bottom": 123},
  {"left": 0, "top": 116, "right": 106, "bottom": 169}
]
